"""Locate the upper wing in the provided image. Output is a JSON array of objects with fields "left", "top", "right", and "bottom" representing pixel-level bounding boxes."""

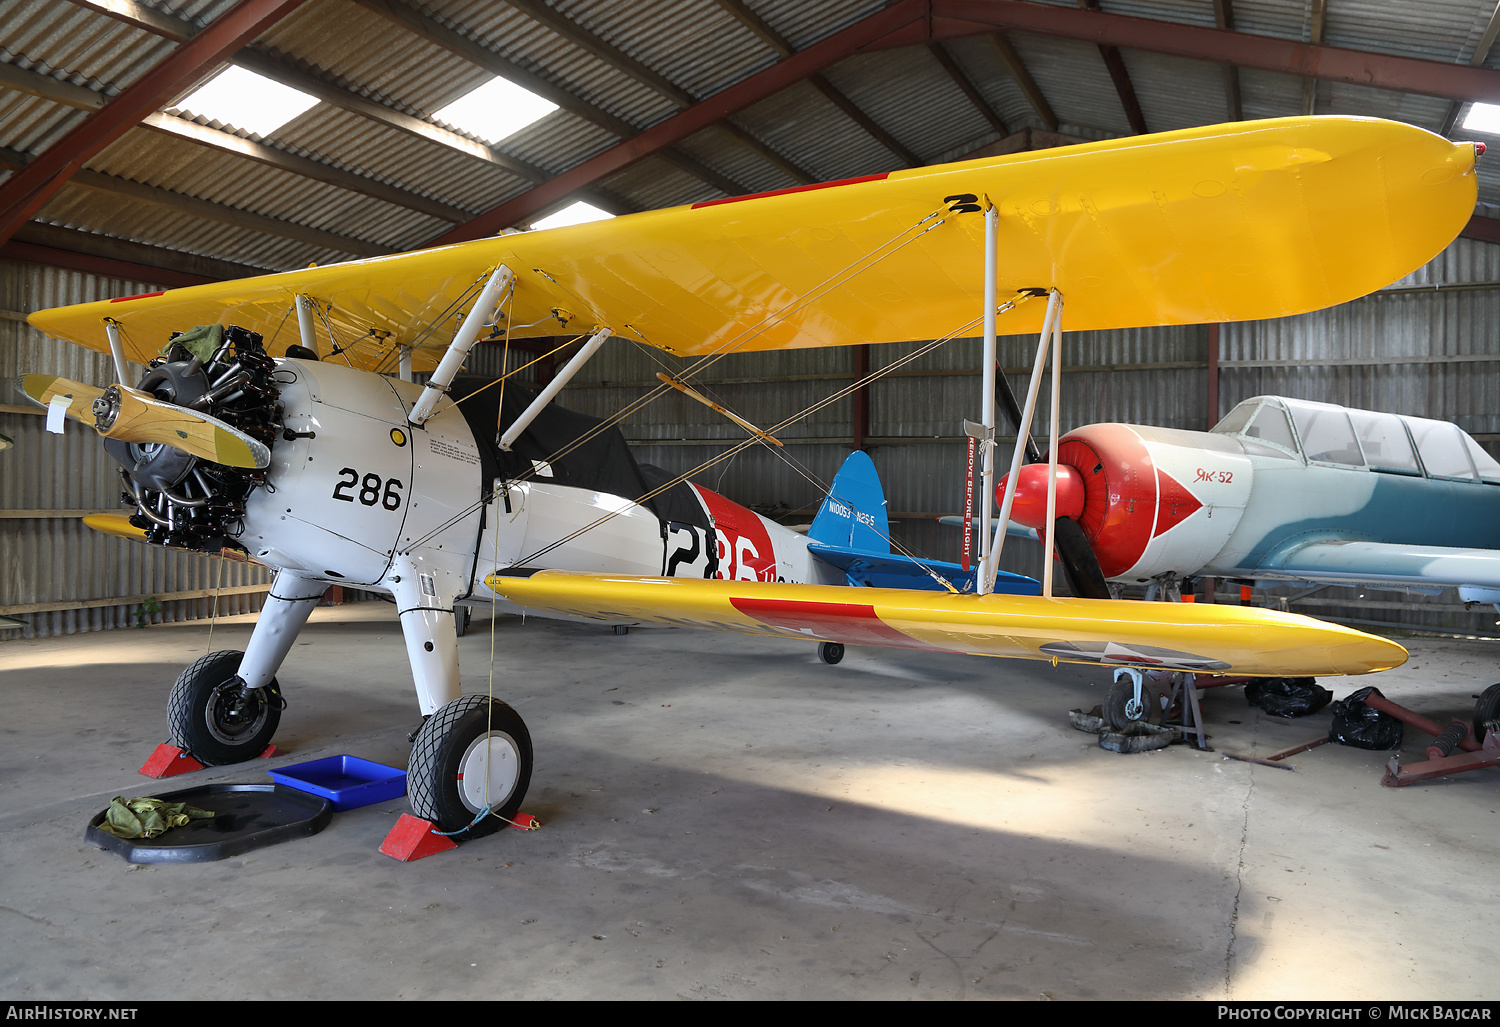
[
  {"left": 28, "top": 117, "right": 1475, "bottom": 371},
  {"left": 1254, "top": 540, "right": 1500, "bottom": 592},
  {"left": 484, "top": 570, "right": 1407, "bottom": 678}
]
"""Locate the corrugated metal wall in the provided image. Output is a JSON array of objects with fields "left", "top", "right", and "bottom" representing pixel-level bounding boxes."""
[{"left": 1, "top": 259, "right": 272, "bottom": 640}]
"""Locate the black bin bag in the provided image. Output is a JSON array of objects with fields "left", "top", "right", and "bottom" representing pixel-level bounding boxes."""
[
  {"left": 1244, "top": 677, "right": 1332, "bottom": 718},
  {"left": 1328, "top": 686, "right": 1403, "bottom": 750}
]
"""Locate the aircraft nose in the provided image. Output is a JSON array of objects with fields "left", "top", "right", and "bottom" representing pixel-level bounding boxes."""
[{"left": 998, "top": 463, "right": 1086, "bottom": 529}]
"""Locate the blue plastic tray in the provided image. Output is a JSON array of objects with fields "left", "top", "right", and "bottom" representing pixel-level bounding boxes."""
[{"left": 267, "top": 755, "right": 407, "bottom": 811}]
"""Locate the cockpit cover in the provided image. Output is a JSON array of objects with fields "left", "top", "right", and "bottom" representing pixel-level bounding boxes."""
[{"left": 447, "top": 378, "right": 709, "bottom": 529}]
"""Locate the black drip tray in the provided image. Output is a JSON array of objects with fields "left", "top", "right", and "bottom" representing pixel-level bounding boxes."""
[{"left": 86, "top": 784, "right": 332, "bottom": 864}]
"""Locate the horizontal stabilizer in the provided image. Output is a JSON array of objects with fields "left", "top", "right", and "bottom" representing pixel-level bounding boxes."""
[
  {"left": 483, "top": 571, "right": 1407, "bottom": 678},
  {"left": 938, "top": 515, "right": 1040, "bottom": 542},
  {"left": 808, "top": 542, "right": 1039, "bottom": 595}
]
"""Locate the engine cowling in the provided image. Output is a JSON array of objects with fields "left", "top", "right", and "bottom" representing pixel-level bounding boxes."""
[{"left": 999, "top": 423, "right": 1253, "bottom": 581}]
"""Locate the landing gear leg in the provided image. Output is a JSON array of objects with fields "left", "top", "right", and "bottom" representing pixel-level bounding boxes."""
[
  {"left": 387, "top": 556, "right": 534, "bottom": 839},
  {"left": 166, "top": 569, "right": 324, "bottom": 764}
]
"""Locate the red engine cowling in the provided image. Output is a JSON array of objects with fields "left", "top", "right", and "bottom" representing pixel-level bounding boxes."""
[{"left": 998, "top": 423, "right": 1252, "bottom": 581}]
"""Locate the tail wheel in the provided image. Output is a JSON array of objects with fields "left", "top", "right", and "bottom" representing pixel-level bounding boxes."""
[
  {"left": 818, "top": 642, "right": 845, "bottom": 665},
  {"left": 408, "top": 695, "right": 532, "bottom": 840},
  {"left": 166, "top": 650, "right": 282, "bottom": 765}
]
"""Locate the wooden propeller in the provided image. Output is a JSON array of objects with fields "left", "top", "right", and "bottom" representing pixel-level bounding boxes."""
[{"left": 21, "top": 373, "right": 270, "bottom": 469}]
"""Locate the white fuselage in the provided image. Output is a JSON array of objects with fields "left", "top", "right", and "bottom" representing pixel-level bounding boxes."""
[{"left": 238, "top": 359, "right": 833, "bottom": 613}]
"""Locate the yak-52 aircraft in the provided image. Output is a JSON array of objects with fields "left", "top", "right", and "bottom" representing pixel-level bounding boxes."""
[
  {"left": 18, "top": 116, "right": 1474, "bottom": 839},
  {"left": 997, "top": 394, "right": 1500, "bottom": 606}
]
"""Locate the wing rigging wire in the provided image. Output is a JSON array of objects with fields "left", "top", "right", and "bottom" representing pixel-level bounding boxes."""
[
  {"left": 311, "top": 299, "right": 357, "bottom": 369},
  {"left": 501, "top": 204, "right": 956, "bottom": 489},
  {"left": 403, "top": 205, "right": 1007, "bottom": 561},
  {"left": 507, "top": 300, "right": 1035, "bottom": 577}
]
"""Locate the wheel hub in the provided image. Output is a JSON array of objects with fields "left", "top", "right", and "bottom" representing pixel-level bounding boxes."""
[
  {"left": 457, "top": 731, "right": 521, "bottom": 814},
  {"left": 207, "top": 681, "right": 266, "bottom": 743}
]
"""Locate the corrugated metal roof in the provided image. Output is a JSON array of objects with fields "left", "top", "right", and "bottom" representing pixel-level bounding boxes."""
[{"left": 0, "top": 0, "right": 172, "bottom": 93}]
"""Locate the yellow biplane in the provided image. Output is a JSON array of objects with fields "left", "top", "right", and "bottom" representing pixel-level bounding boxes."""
[{"left": 21, "top": 116, "right": 1472, "bottom": 839}]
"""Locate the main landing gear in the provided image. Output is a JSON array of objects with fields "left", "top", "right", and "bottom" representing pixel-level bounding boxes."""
[
  {"left": 158, "top": 565, "right": 536, "bottom": 843},
  {"left": 166, "top": 650, "right": 284, "bottom": 766},
  {"left": 1103, "top": 670, "right": 1164, "bottom": 730},
  {"left": 407, "top": 695, "right": 533, "bottom": 839}
]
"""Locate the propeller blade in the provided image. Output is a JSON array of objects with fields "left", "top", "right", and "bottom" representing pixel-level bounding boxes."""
[
  {"left": 83, "top": 513, "right": 262, "bottom": 565},
  {"left": 991, "top": 369, "right": 1108, "bottom": 597},
  {"left": 993, "top": 364, "right": 1042, "bottom": 464},
  {"left": 21, "top": 373, "right": 269, "bottom": 469},
  {"left": 1052, "top": 516, "right": 1111, "bottom": 600},
  {"left": 81, "top": 513, "right": 149, "bottom": 544}
]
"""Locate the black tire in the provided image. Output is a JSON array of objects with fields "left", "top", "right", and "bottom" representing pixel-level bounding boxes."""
[
  {"left": 408, "top": 695, "right": 532, "bottom": 840},
  {"left": 455, "top": 606, "right": 472, "bottom": 637},
  {"left": 1104, "top": 677, "right": 1163, "bottom": 731},
  {"left": 166, "top": 650, "right": 282, "bottom": 766},
  {"left": 818, "top": 642, "right": 845, "bottom": 665},
  {"left": 1474, "top": 683, "right": 1500, "bottom": 742}
]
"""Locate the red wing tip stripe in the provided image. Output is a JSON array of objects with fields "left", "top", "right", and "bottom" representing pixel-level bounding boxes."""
[
  {"left": 691, "top": 173, "right": 891, "bottom": 210},
  {"left": 109, "top": 290, "right": 166, "bottom": 303}
]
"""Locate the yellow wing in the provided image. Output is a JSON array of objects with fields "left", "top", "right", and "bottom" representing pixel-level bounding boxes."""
[
  {"left": 28, "top": 116, "right": 1476, "bottom": 371},
  {"left": 484, "top": 571, "right": 1407, "bottom": 678}
]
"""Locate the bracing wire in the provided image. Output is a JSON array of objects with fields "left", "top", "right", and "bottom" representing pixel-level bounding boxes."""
[
  {"left": 499, "top": 205, "right": 956, "bottom": 491},
  {"left": 407, "top": 205, "right": 999, "bottom": 562},
  {"left": 508, "top": 299, "right": 1031, "bottom": 576}
]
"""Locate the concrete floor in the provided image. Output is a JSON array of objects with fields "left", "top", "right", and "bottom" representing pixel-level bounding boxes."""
[{"left": 0, "top": 603, "right": 1496, "bottom": 1001}]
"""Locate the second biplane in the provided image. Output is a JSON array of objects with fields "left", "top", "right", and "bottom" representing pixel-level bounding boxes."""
[{"left": 21, "top": 116, "right": 1474, "bottom": 838}]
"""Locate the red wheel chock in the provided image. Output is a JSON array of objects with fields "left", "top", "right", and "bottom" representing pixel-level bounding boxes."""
[
  {"left": 380, "top": 814, "right": 458, "bottom": 861},
  {"left": 138, "top": 744, "right": 204, "bottom": 778},
  {"left": 138, "top": 742, "right": 282, "bottom": 778}
]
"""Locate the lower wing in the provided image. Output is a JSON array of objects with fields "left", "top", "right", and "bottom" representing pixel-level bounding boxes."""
[{"left": 484, "top": 571, "right": 1406, "bottom": 677}]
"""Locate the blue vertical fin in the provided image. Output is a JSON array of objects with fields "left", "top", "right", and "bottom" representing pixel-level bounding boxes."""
[
  {"left": 809, "top": 451, "right": 889, "bottom": 552},
  {"left": 807, "top": 452, "right": 1039, "bottom": 595}
]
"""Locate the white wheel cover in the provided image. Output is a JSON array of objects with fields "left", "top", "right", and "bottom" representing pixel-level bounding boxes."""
[{"left": 457, "top": 731, "right": 521, "bottom": 813}]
